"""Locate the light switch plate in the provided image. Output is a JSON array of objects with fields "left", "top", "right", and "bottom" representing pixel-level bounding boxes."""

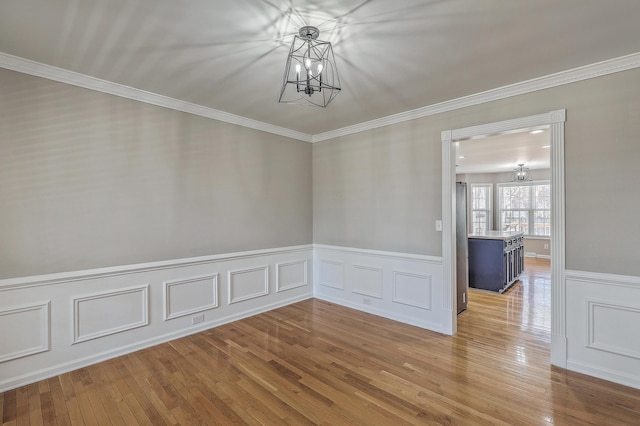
[{"left": 435, "top": 220, "right": 443, "bottom": 231}]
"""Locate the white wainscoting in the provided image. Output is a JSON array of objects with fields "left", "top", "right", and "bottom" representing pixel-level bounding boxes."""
[
  {"left": 0, "top": 245, "right": 313, "bottom": 392},
  {"left": 392, "top": 271, "right": 432, "bottom": 310},
  {"left": 565, "top": 269, "right": 640, "bottom": 389},
  {"left": 4, "top": 246, "right": 640, "bottom": 393},
  {"left": 164, "top": 274, "right": 219, "bottom": 321},
  {"left": 276, "top": 259, "right": 308, "bottom": 292},
  {"left": 352, "top": 265, "right": 383, "bottom": 299},
  {"left": 73, "top": 285, "right": 149, "bottom": 344},
  {"left": 313, "top": 245, "right": 445, "bottom": 333},
  {"left": 228, "top": 266, "right": 269, "bottom": 304},
  {"left": 318, "top": 259, "right": 345, "bottom": 290},
  {"left": 0, "top": 301, "right": 50, "bottom": 363}
]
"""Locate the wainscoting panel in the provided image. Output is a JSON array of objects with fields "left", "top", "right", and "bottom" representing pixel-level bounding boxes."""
[
  {"left": 164, "top": 274, "right": 218, "bottom": 321},
  {"left": 228, "top": 266, "right": 269, "bottom": 304},
  {"left": 392, "top": 271, "right": 432, "bottom": 310},
  {"left": 73, "top": 285, "right": 149, "bottom": 344},
  {"left": 352, "top": 265, "right": 383, "bottom": 299},
  {"left": 587, "top": 300, "right": 640, "bottom": 360},
  {"left": 314, "top": 245, "right": 444, "bottom": 332},
  {"left": 0, "top": 302, "right": 50, "bottom": 363},
  {"left": 0, "top": 245, "right": 313, "bottom": 393},
  {"left": 318, "top": 259, "right": 345, "bottom": 290},
  {"left": 565, "top": 270, "right": 640, "bottom": 389},
  {"left": 276, "top": 260, "right": 308, "bottom": 292}
]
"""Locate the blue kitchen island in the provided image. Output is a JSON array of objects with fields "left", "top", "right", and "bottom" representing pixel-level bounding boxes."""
[{"left": 468, "top": 231, "right": 524, "bottom": 293}]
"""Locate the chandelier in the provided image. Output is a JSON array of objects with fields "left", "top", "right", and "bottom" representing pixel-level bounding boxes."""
[
  {"left": 511, "top": 164, "right": 532, "bottom": 181},
  {"left": 278, "top": 26, "right": 341, "bottom": 107}
]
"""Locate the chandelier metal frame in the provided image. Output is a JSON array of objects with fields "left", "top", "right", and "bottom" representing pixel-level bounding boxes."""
[
  {"left": 278, "top": 26, "right": 341, "bottom": 107},
  {"left": 511, "top": 163, "right": 533, "bottom": 181}
]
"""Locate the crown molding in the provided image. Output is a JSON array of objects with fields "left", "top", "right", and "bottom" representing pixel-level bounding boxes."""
[
  {"left": 2, "top": 51, "right": 640, "bottom": 144},
  {"left": 312, "top": 52, "right": 640, "bottom": 142},
  {"left": 0, "top": 52, "right": 312, "bottom": 143}
]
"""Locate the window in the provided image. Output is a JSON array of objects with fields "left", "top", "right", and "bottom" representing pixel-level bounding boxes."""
[
  {"left": 498, "top": 182, "right": 550, "bottom": 237},
  {"left": 470, "top": 184, "right": 492, "bottom": 235}
]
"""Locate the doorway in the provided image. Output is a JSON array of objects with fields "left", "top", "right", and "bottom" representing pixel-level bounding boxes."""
[
  {"left": 456, "top": 130, "right": 551, "bottom": 335},
  {"left": 455, "top": 126, "right": 551, "bottom": 292},
  {"left": 441, "top": 110, "right": 567, "bottom": 367}
]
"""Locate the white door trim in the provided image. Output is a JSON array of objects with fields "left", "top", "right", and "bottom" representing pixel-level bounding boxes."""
[{"left": 441, "top": 110, "right": 567, "bottom": 367}]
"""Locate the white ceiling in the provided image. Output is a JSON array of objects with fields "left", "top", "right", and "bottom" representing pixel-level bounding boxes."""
[
  {"left": 456, "top": 129, "right": 551, "bottom": 174},
  {"left": 1, "top": 1, "right": 640, "bottom": 142}
]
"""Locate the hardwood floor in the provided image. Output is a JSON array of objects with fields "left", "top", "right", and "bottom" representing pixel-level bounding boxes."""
[{"left": 2, "top": 259, "right": 640, "bottom": 425}]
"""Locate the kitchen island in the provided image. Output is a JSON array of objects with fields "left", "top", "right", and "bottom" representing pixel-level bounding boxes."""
[{"left": 468, "top": 231, "right": 524, "bottom": 293}]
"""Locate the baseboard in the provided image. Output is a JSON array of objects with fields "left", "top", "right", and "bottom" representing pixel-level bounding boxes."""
[
  {"left": 524, "top": 252, "right": 551, "bottom": 259},
  {"left": 566, "top": 360, "right": 640, "bottom": 390},
  {"left": 314, "top": 294, "right": 445, "bottom": 334}
]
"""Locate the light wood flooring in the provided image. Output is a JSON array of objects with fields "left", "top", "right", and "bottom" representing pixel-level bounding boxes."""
[{"left": 2, "top": 259, "right": 640, "bottom": 425}]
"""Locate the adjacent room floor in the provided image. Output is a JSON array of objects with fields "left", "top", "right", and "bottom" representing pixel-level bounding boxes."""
[{"left": 2, "top": 258, "right": 639, "bottom": 425}]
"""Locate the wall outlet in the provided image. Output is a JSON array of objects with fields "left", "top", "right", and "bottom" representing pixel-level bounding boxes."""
[
  {"left": 544, "top": 243, "right": 549, "bottom": 250},
  {"left": 363, "top": 298, "right": 372, "bottom": 305},
  {"left": 192, "top": 313, "right": 204, "bottom": 325}
]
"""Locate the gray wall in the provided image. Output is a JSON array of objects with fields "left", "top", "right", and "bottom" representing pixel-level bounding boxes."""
[
  {"left": 4, "top": 65, "right": 640, "bottom": 279},
  {"left": 0, "top": 69, "right": 312, "bottom": 279},
  {"left": 313, "top": 124, "right": 440, "bottom": 254},
  {"left": 313, "top": 67, "right": 640, "bottom": 276}
]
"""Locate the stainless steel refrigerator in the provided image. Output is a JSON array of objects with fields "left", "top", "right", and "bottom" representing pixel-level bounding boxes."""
[{"left": 456, "top": 182, "right": 468, "bottom": 314}]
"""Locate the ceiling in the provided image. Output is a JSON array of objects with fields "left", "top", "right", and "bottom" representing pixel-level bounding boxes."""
[
  {"left": 456, "top": 129, "right": 550, "bottom": 174},
  {"left": 1, "top": 1, "right": 640, "bottom": 139}
]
